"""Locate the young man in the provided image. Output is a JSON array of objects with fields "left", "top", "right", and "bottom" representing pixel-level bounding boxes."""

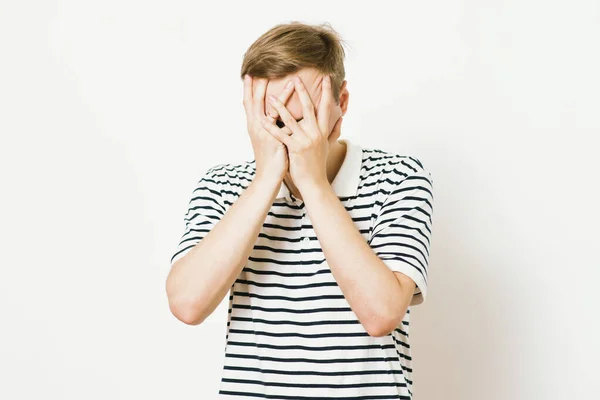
[{"left": 166, "top": 21, "right": 434, "bottom": 400}]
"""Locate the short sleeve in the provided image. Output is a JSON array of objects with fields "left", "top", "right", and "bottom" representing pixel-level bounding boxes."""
[
  {"left": 368, "top": 166, "right": 434, "bottom": 306},
  {"left": 170, "top": 165, "right": 227, "bottom": 267}
]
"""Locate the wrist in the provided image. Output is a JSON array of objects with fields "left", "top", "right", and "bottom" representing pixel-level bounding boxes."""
[
  {"left": 297, "top": 178, "right": 330, "bottom": 200},
  {"left": 253, "top": 172, "right": 283, "bottom": 194}
]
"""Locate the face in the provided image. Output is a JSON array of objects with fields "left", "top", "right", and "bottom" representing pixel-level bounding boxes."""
[{"left": 264, "top": 67, "right": 347, "bottom": 139}]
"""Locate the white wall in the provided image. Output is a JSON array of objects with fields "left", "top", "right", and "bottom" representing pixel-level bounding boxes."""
[{"left": 1, "top": 1, "right": 598, "bottom": 399}]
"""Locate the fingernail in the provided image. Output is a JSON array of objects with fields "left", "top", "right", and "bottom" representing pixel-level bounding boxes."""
[{"left": 285, "top": 80, "right": 293, "bottom": 89}]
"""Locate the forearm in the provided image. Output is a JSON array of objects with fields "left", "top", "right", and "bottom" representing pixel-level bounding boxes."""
[
  {"left": 166, "top": 175, "right": 281, "bottom": 325},
  {"left": 301, "top": 181, "right": 404, "bottom": 335}
]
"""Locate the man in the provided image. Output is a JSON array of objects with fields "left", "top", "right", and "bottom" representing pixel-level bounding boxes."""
[{"left": 166, "top": 21, "right": 434, "bottom": 400}]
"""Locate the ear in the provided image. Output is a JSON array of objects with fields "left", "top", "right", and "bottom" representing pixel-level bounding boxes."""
[{"left": 337, "top": 80, "right": 349, "bottom": 115}]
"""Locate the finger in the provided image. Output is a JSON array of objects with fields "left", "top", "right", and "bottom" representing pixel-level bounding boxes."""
[
  {"left": 254, "top": 77, "right": 268, "bottom": 116},
  {"left": 317, "top": 75, "right": 333, "bottom": 137},
  {"left": 281, "top": 125, "right": 293, "bottom": 136},
  {"left": 267, "top": 94, "right": 306, "bottom": 141},
  {"left": 292, "top": 77, "right": 319, "bottom": 137},
  {"left": 242, "top": 74, "right": 253, "bottom": 117},
  {"left": 260, "top": 115, "right": 296, "bottom": 149},
  {"left": 268, "top": 113, "right": 292, "bottom": 135},
  {"left": 267, "top": 79, "right": 295, "bottom": 119},
  {"left": 267, "top": 115, "right": 291, "bottom": 136}
]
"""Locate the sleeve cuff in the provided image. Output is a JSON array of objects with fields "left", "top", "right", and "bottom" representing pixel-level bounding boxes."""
[{"left": 381, "top": 258, "right": 428, "bottom": 306}]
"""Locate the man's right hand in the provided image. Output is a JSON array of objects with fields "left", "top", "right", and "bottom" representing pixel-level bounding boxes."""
[{"left": 243, "top": 74, "right": 295, "bottom": 184}]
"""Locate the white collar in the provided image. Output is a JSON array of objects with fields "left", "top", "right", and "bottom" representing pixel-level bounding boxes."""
[{"left": 275, "top": 138, "right": 363, "bottom": 200}]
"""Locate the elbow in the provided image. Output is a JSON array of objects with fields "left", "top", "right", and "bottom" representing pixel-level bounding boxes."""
[
  {"left": 364, "top": 308, "right": 403, "bottom": 337},
  {"left": 168, "top": 296, "right": 207, "bottom": 326},
  {"left": 165, "top": 277, "right": 207, "bottom": 326},
  {"left": 366, "top": 320, "right": 396, "bottom": 337}
]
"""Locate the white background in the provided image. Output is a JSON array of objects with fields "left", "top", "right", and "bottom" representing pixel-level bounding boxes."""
[{"left": 1, "top": 1, "right": 599, "bottom": 399}]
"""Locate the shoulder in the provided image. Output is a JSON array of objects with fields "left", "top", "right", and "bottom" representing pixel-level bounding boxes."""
[
  {"left": 201, "top": 159, "right": 256, "bottom": 183},
  {"left": 361, "top": 146, "right": 433, "bottom": 186},
  {"left": 197, "top": 159, "right": 257, "bottom": 202}
]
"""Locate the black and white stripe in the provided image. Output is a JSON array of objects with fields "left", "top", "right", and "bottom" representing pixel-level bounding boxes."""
[{"left": 170, "top": 138, "right": 434, "bottom": 399}]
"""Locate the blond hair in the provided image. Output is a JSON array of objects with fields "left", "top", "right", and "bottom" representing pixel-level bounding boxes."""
[{"left": 240, "top": 21, "right": 349, "bottom": 104}]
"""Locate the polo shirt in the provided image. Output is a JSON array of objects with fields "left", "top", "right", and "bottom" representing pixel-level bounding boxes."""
[{"left": 170, "top": 138, "right": 434, "bottom": 399}]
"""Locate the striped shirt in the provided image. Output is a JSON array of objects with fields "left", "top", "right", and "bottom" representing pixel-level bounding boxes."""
[{"left": 170, "top": 138, "right": 434, "bottom": 399}]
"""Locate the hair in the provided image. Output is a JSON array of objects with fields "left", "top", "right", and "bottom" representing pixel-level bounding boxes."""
[{"left": 240, "top": 21, "right": 349, "bottom": 104}]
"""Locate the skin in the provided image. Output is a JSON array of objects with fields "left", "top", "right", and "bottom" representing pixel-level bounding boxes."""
[
  {"left": 166, "top": 68, "right": 417, "bottom": 336},
  {"left": 260, "top": 69, "right": 418, "bottom": 336},
  {"left": 262, "top": 67, "right": 347, "bottom": 200}
]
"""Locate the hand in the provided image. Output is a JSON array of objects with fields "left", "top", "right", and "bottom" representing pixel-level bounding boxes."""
[
  {"left": 259, "top": 74, "right": 343, "bottom": 192},
  {"left": 242, "top": 75, "right": 295, "bottom": 184}
]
